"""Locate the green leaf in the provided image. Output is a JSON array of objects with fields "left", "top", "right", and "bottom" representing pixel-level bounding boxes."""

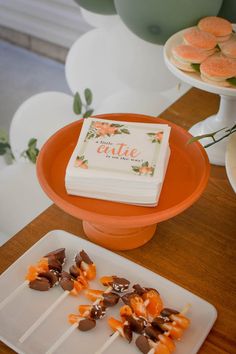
[
  {"left": 86, "top": 132, "right": 95, "bottom": 140},
  {"left": 21, "top": 138, "right": 39, "bottom": 163},
  {"left": 121, "top": 129, "right": 130, "bottom": 134},
  {"left": 132, "top": 166, "right": 140, "bottom": 172},
  {"left": 84, "top": 88, "right": 93, "bottom": 106},
  {"left": 111, "top": 124, "right": 123, "bottom": 127},
  {"left": 0, "top": 129, "right": 8, "bottom": 143},
  {"left": 227, "top": 77, "right": 236, "bottom": 86},
  {"left": 28, "top": 138, "right": 37, "bottom": 148},
  {"left": 187, "top": 135, "right": 212, "bottom": 144},
  {"left": 191, "top": 63, "right": 200, "bottom": 72},
  {"left": 187, "top": 127, "right": 227, "bottom": 144},
  {"left": 26, "top": 149, "right": 39, "bottom": 164},
  {"left": 0, "top": 142, "right": 10, "bottom": 149},
  {"left": 142, "top": 161, "right": 149, "bottom": 167},
  {"left": 73, "top": 92, "right": 82, "bottom": 115},
  {"left": 147, "top": 132, "right": 155, "bottom": 136},
  {"left": 83, "top": 109, "right": 94, "bottom": 118}
]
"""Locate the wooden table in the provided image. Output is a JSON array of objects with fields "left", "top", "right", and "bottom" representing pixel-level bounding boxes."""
[{"left": 0, "top": 88, "right": 235, "bottom": 353}]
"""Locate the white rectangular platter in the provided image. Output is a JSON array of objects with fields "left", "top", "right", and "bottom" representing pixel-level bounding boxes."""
[{"left": 0, "top": 230, "right": 217, "bottom": 354}]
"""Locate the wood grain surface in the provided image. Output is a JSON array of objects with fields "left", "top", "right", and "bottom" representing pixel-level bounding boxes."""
[{"left": 0, "top": 88, "right": 235, "bottom": 354}]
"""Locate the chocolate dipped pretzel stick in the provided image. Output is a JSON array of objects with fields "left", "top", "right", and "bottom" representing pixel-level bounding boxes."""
[
  {"left": 95, "top": 284, "right": 167, "bottom": 354},
  {"left": 94, "top": 305, "right": 135, "bottom": 354},
  {"left": 46, "top": 275, "right": 129, "bottom": 354},
  {"left": 135, "top": 304, "right": 191, "bottom": 353},
  {"left": 45, "top": 290, "right": 110, "bottom": 354},
  {"left": 19, "top": 250, "right": 95, "bottom": 343},
  {"left": 0, "top": 248, "right": 65, "bottom": 311}
]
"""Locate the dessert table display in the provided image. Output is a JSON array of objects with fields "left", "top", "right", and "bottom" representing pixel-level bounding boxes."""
[
  {"left": 0, "top": 87, "right": 235, "bottom": 354},
  {"left": 164, "top": 25, "right": 236, "bottom": 166}
]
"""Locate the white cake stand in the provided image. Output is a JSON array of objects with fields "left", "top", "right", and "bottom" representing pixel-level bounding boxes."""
[{"left": 164, "top": 27, "right": 236, "bottom": 166}]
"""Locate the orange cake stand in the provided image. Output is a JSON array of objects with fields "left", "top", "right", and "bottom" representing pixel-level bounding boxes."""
[{"left": 37, "top": 113, "right": 210, "bottom": 250}]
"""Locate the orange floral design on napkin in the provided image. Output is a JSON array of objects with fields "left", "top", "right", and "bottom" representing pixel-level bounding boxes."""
[
  {"left": 74, "top": 155, "right": 88, "bottom": 169},
  {"left": 94, "top": 122, "right": 118, "bottom": 136},
  {"left": 147, "top": 131, "right": 163, "bottom": 143},
  {"left": 85, "top": 121, "right": 130, "bottom": 140},
  {"left": 132, "top": 161, "right": 155, "bottom": 176}
]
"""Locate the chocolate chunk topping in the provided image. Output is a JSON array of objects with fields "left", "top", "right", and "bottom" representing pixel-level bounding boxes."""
[
  {"left": 102, "top": 292, "right": 120, "bottom": 307},
  {"left": 78, "top": 318, "right": 96, "bottom": 331},
  {"left": 47, "top": 257, "right": 62, "bottom": 272},
  {"left": 151, "top": 316, "right": 169, "bottom": 330},
  {"left": 44, "top": 248, "right": 66, "bottom": 265},
  {"left": 29, "top": 277, "right": 50, "bottom": 291},
  {"left": 135, "top": 335, "right": 150, "bottom": 354},
  {"left": 133, "top": 285, "right": 159, "bottom": 296},
  {"left": 127, "top": 316, "right": 146, "bottom": 334},
  {"left": 69, "top": 264, "right": 81, "bottom": 278},
  {"left": 133, "top": 284, "right": 146, "bottom": 295},
  {"left": 121, "top": 292, "right": 137, "bottom": 305},
  {"left": 80, "top": 250, "right": 93, "bottom": 264},
  {"left": 90, "top": 305, "right": 106, "bottom": 320},
  {"left": 61, "top": 271, "right": 73, "bottom": 279},
  {"left": 74, "top": 253, "right": 82, "bottom": 267},
  {"left": 123, "top": 323, "right": 133, "bottom": 343},
  {"left": 75, "top": 250, "right": 93, "bottom": 266},
  {"left": 145, "top": 325, "right": 163, "bottom": 341},
  {"left": 110, "top": 277, "right": 130, "bottom": 293},
  {"left": 38, "top": 270, "right": 59, "bottom": 287},
  {"left": 59, "top": 278, "right": 74, "bottom": 291},
  {"left": 59, "top": 273, "right": 74, "bottom": 291},
  {"left": 160, "top": 308, "right": 179, "bottom": 317}
]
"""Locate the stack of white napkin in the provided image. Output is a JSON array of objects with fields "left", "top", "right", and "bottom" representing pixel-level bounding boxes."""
[{"left": 65, "top": 118, "right": 171, "bottom": 207}]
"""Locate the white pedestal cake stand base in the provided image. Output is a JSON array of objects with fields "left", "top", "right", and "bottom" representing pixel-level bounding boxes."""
[{"left": 164, "top": 26, "right": 236, "bottom": 166}]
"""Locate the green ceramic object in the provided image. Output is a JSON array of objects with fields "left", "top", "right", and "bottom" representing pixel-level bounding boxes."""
[
  {"left": 114, "top": 0, "right": 223, "bottom": 44},
  {"left": 219, "top": 0, "right": 236, "bottom": 23},
  {"left": 74, "top": 0, "right": 116, "bottom": 15}
]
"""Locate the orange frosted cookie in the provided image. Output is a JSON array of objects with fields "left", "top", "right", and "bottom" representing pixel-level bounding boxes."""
[
  {"left": 171, "top": 44, "right": 209, "bottom": 72},
  {"left": 183, "top": 28, "right": 217, "bottom": 54},
  {"left": 198, "top": 16, "right": 233, "bottom": 42},
  {"left": 200, "top": 55, "right": 236, "bottom": 87},
  {"left": 220, "top": 39, "right": 236, "bottom": 59}
]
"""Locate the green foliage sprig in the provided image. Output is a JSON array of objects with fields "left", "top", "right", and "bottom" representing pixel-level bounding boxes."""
[
  {"left": 21, "top": 138, "right": 39, "bottom": 163},
  {"left": 1, "top": 89, "right": 94, "bottom": 164},
  {"left": 73, "top": 88, "right": 94, "bottom": 118},
  {"left": 188, "top": 124, "right": 236, "bottom": 148},
  {"left": 0, "top": 130, "right": 15, "bottom": 164},
  {"left": 0, "top": 130, "right": 39, "bottom": 164}
]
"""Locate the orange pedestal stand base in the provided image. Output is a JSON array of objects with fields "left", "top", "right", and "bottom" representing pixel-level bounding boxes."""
[
  {"left": 83, "top": 221, "right": 157, "bottom": 250},
  {"left": 37, "top": 113, "right": 210, "bottom": 251}
]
